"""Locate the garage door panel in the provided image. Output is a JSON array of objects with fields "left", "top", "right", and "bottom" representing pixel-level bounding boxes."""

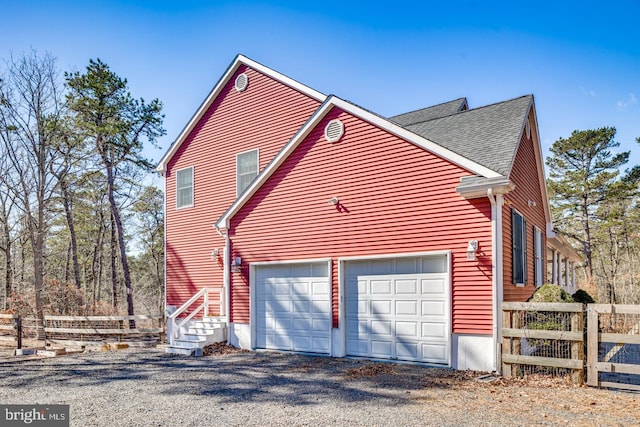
[
  {"left": 422, "top": 322, "right": 446, "bottom": 338},
  {"left": 292, "top": 317, "right": 311, "bottom": 330},
  {"left": 371, "top": 340, "right": 393, "bottom": 357},
  {"left": 421, "top": 278, "right": 446, "bottom": 294},
  {"left": 312, "top": 318, "right": 331, "bottom": 331},
  {"left": 422, "top": 343, "right": 447, "bottom": 362},
  {"left": 422, "top": 300, "right": 446, "bottom": 316},
  {"left": 312, "top": 337, "right": 330, "bottom": 353},
  {"left": 274, "top": 282, "right": 290, "bottom": 295},
  {"left": 395, "top": 300, "right": 418, "bottom": 316},
  {"left": 292, "top": 335, "right": 311, "bottom": 350},
  {"left": 292, "top": 282, "right": 309, "bottom": 295},
  {"left": 292, "top": 299, "right": 310, "bottom": 313},
  {"left": 395, "top": 279, "right": 418, "bottom": 294},
  {"left": 371, "top": 300, "right": 392, "bottom": 314},
  {"left": 266, "top": 300, "right": 291, "bottom": 313},
  {"left": 396, "top": 341, "right": 419, "bottom": 359},
  {"left": 255, "top": 262, "right": 330, "bottom": 355},
  {"left": 396, "top": 321, "right": 418, "bottom": 336},
  {"left": 312, "top": 281, "right": 329, "bottom": 295},
  {"left": 371, "top": 280, "right": 392, "bottom": 294},
  {"left": 345, "top": 256, "right": 450, "bottom": 364},
  {"left": 312, "top": 301, "right": 331, "bottom": 314},
  {"left": 370, "top": 320, "right": 393, "bottom": 336}
]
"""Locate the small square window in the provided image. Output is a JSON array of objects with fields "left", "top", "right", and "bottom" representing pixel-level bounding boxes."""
[{"left": 176, "top": 167, "right": 193, "bottom": 208}]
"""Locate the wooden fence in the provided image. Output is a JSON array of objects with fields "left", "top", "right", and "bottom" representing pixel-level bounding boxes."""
[
  {"left": 502, "top": 302, "right": 640, "bottom": 389},
  {"left": 587, "top": 304, "right": 640, "bottom": 392},
  {"left": 1, "top": 314, "right": 165, "bottom": 348},
  {"left": 502, "top": 302, "right": 585, "bottom": 384},
  {"left": 44, "top": 315, "right": 165, "bottom": 346},
  {"left": 0, "top": 313, "right": 21, "bottom": 348}
]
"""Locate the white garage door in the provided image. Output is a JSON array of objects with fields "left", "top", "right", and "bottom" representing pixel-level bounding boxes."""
[
  {"left": 345, "top": 255, "right": 450, "bottom": 364},
  {"left": 255, "top": 262, "right": 331, "bottom": 354}
]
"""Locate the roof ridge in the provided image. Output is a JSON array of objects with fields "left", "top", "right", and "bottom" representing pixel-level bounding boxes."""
[
  {"left": 403, "top": 94, "right": 532, "bottom": 126},
  {"left": 390, "top": 97, "right": 467, "bottom": 118}
]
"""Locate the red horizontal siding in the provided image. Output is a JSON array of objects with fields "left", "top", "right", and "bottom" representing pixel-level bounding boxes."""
[
  {"left": 503, "top": 112, "right": 547, "bottom": 302},
  {"left": 165, "top": 65, "right": 321, "bottom": 309},
  {"left": 230, "top": 107, "right": 494, "bottom": 333}
]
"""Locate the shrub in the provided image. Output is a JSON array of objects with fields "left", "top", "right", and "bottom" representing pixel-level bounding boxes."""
[
  {"left": 527, "top": 283, "right": 574, "bottom": 303},
  {"left": 572, "top": 289, "right": 595, "bottom": 304}
]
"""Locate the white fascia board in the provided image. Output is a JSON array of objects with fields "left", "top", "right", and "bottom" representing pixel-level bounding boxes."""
[
  {"left": 529, "top": 101, "right": 553, "bottom": 225},
  {"left": 156, "top": 54, "right": 327, "bottom": 174},
  {"left": 328, "top": 98, "right": 502, "bottom": 179}
]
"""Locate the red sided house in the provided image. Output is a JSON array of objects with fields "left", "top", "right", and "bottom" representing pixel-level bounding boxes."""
[{"left": 157, "top": 55, "right": 579, "bottom": 371}]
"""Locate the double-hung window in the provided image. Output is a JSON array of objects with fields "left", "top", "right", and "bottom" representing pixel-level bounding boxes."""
[
  {"left": 237, "top": 149, "right": 259, "bottom": 196},
  {"left": 512, "top": 209, "right": 527, "bottom": 286},
  {"left": 176, "top": 166, "right": 194, "bottom": 209},
  {"left": 533, "top": 226, "right": 543, "bottom": 287}
]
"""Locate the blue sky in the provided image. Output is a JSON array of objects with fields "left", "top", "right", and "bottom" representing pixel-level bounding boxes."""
[{"left": 2, "top": 1, "right": 639, "bottom": 172}]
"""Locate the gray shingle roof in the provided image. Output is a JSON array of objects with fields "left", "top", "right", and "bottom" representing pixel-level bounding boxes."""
[
  {"left": 397, "top": 95, "right": 532, "bottom": 177},
  {"left": 389, "top": 98, "right": 468, "bottom": 126}
]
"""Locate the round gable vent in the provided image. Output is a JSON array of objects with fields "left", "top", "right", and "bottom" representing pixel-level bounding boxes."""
[
  {"left": 324, "top": 119, "right": 344, "bottom": 143},
  {"left": 235, "top": 73, "right": 249, "bottom": 92}
]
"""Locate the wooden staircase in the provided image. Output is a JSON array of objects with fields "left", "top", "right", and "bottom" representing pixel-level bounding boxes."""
[{"left": 165, "top": 288, "right": 227, "bottom": 356}]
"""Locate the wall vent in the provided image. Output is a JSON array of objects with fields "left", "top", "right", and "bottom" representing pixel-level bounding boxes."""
[
  {"left": 235, "top": 73, "right": 249, "bottom": 92},
  {"left": 324, "top": 119, "right": 344, "bottom": 143}
]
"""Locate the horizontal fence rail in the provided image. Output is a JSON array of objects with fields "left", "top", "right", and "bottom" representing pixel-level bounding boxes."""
[{"left": 43, "top": 315, "right": 165, "bottom": 347}]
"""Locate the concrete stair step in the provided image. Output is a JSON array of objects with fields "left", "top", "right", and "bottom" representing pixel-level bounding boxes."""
[{"left": 165, "top": 346, "right": 202, "bottom": 356}]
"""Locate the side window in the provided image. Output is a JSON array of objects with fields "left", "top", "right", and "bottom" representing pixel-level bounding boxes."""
[
  {"left": 176, "top": 166, "right": 194, "bottom": 209},
  {"left": 237, "top": 149, "right": 259, "bottom": 196},
  {"left": 533, "top": 226, "right": 543, "bottom": 287},
  {"left": 512, "top": 209, "right": 527, "bottom": 286}
]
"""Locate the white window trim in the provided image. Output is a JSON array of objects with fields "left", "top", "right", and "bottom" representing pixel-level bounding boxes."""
[
  {"left": 512, "top": 208, "right": 527, "bottom": 287},
  {"left": 176, "top": 166, "right": 194, "bottom": 209},
  {"left": 534, "top": 226, "right": 543, "bottom": 287},
  {"left": 236, "top": 148, "right": 259, "bottom": 196}
]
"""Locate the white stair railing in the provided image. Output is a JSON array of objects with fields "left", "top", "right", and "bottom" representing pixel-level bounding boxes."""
[{"left": 167, "top": 287, "right": 226, "bottom": 346}]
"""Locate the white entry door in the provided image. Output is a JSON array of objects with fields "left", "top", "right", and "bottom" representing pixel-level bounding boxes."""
[
  {"left": 345, "top": 255, "right": 450, "bottom": 364},
  {"left": 254, "top": 262, "right": 331, "bottom": 354}
]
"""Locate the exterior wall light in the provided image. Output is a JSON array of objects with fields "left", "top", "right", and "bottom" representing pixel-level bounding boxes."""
[
  {"left": 466, "top": 240, "right": 479, "bottom": 261},
  {"left": 231, "top": 257, "right": 242, "bottom": 273}
]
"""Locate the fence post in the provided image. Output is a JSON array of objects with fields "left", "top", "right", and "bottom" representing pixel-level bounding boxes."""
[
  {"left": 15, "top": 316, "right": 22, "bottom": 350},
  {"left": 570, "top": 309, "right": 584, "bottom": 385},
  {"left": 118, "top": 319, "right": 124, "bottom": 343},
  {"left": 502, "top": 306, "right": 512, "bottom": 378},
  {"left": 586, "top": 304, "right": 599, "bottom": 387}
]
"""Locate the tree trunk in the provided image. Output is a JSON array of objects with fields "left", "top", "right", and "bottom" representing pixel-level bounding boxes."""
[
  {"left": 110, "top": 213, "right": 118, "bottom": 311},
  {"left": 104, "top": 163, "right": 135, "bottom": 328},
  {"left": 59, "top": 179, "right": 81, "bottom": 289}
]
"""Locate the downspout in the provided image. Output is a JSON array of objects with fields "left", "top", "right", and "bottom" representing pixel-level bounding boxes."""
[
  {"left": 215, "top": 225, "right": 231, "bottom": 337},
  {"left": 487, "top": 188, "right": 504, "bottom": 373}
]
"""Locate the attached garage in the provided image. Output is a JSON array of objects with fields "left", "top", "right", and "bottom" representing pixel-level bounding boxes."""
[
  {"left": 344, "top": 254, "right": 451, "bottom": 364},
  {"left": 253, "top": 261, "right": 332, "bottom": 354}
]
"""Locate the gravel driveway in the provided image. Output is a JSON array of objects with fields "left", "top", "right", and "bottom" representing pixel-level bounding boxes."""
[{"left": 1, "top": 347, "right": 639, "bottom": 426}]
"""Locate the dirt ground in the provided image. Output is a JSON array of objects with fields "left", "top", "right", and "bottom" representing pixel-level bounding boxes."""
[{"left": 1, "top": 343, "right": 639, "bottom": 426}]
